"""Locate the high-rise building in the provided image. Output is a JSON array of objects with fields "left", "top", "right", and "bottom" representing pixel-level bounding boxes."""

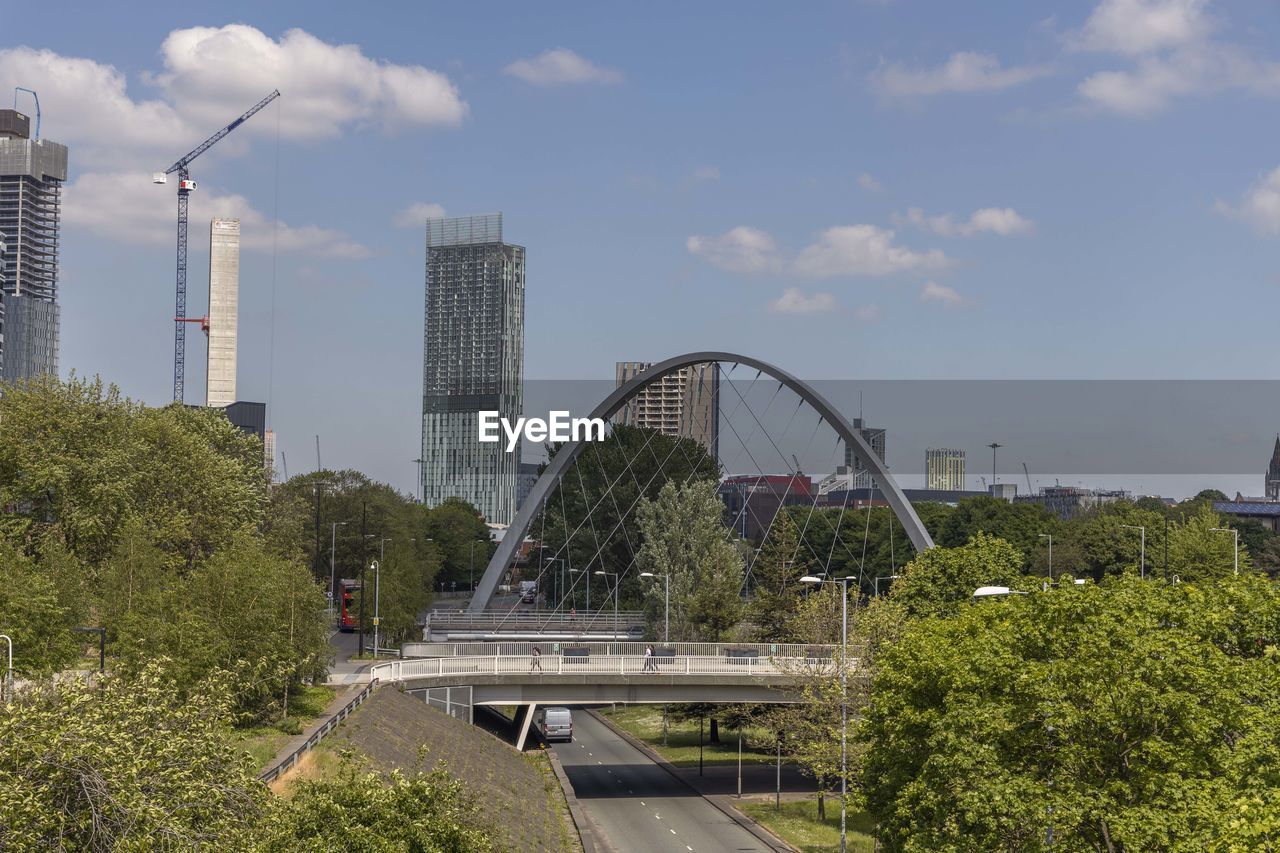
[
  {"left": 926, "top": 448, "right": 966, "bottom": 491},
  {"left": 420, "top": 214, "right": 525, "bottom": 523},
  {"left": 614, "top": 361, "right": 719, "bottom": 457},
  {"left": 0, "top": 108, "right": 67, "bottom": 382},
  {"left": 263, "top": 429, "right": 277, "bottom": 479},
  {"left": 1267, "top": 435, "right": 1280, "bottom": 501},
  {"left": 844, "top": 417, "right": 886, "bottom": 489},
  {"left": 206, "top": 218, "right": 240, "bottom": 407}
]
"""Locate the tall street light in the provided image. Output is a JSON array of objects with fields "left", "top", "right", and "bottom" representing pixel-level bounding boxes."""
[
  {"left": 1039, "top": 533, "right": 1053, "bottom": 580},
  {"left": 1120, "top": 524, "right": 1146, "bottom": 579},
  {"left": 640, "top": 572, "right": 670, "bottom": 642},
  {"left": 595, "top": 571, "right": 620, "bottom": 631},
  {"left": 800, "top": 574, "right": 856, "bottom": 853},
  {"left": 1210, "top": 527, "right": 1240, "bottom": 576},
  {"left": 329, "top": 521, "right": 348, "bottom": 616},
  {"left": 873, "top": 573, "right": 900, "bottom": 597}
]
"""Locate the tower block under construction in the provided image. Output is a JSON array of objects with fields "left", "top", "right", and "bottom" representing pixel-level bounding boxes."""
[{"left": 206, "top": 217, "right": 240, "bottom": 407}]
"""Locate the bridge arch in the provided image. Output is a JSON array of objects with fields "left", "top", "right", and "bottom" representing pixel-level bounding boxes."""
[{"left": 470, "top": 351, "right": 934, "bottom": 611}]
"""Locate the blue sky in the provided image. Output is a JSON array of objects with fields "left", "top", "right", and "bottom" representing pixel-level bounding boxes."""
[{"left": 4, "top": 1, "right": 1280, "bottom": 495}]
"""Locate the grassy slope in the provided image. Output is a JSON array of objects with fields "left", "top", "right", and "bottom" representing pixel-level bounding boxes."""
[{"left": 741, "top": 799, "right": 878, "bottom": 853}]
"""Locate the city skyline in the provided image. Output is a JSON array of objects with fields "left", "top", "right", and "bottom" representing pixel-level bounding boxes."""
[{"left": 3, "top": 3, "right": 1280, "bottom": 498}]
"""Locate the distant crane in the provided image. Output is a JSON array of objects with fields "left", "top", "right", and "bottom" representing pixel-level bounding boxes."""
[
  {"left": 13, "top": 88, "right": 40, "bottom": 137},
  {"left": 1023, "top": 462, "right": 1033, "bottom": 494},
  {"left": 155, "top": 89, "right": 280, "bottom": 403}
]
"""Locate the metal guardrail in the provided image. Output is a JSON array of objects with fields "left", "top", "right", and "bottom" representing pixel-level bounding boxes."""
[
  {"left": 373, "top": 654, "right": 834, "bottom": 683},
  {"left": 259, "top": 682, "right": 375, "bottom": 785},
  {"left": 402, "top": 640, "right": 833, "bottom": 659},
  {"left": 424, "top": 609, "right": 647, "bottom": 631}
]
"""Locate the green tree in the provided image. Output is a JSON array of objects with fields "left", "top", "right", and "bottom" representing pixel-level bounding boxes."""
[
  {"left": 889, "top": 532, "right": 1025, "bottom": 619},
  {"left": 862, "top": 575, "right": 1280, "bottom": 851},
  {"left": 535, "top": 425, "right": 720, "bottom": 609},
  {"left": 0, "top": 542, "right": 80, "bottom": 678},
  {"left": 937, "top": 496, "right": 1057, "bottom": 566},
  {"left": 0, "top": 663, "right": 265, "bottom": 850},
  {"left": 636, "top": 480, "right": 744, "bottom": 641},
  {"left": 749, "top": 510, "right": 812, "bottom": 641},
  {"left": 1168, "top": 505, "right": 1254, "bottom": 580},
  {"left": 259, "top": 757, "right": 493, "bottom": 851}
]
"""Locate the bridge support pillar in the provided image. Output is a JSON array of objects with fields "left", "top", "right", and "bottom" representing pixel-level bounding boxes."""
[{"left": 515, "top": 702, "right": 538, "bottom": 751}]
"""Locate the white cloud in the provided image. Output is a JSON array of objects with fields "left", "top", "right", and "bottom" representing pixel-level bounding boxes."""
[
  {"left": 894, "top": 206, "right": 1035, "bottom": 237},
  {"left": 1077, "top": 43, "right": 1280, "bottom": 115},
  {"left": 393, "top": 202, "right": 447, "bottom": 228},
  {"left": 65, "top": 172, "right": 369, "bottom": 258},
  {"left": 1069, "top": 0, "right": 1211, "bottom": 56},
  {"left": 853, "top": 304, "right": 882, "bottom": 322},
  {"left": 871, "top": 52, "right": 1051, "bottom": 97},
  {"left": 0, "top": 26, "right": 466, "bottom": 168},
  {"left": 504, "top": 48, "right": 623, "bottom": 85},
  {"left": 793, "top": 225, "right": 948, "bottom": 277},
  {"left": 686, "top": 227, "right": 780, "bottom": 274},
  {"left": 769, "top": 288, "right": 838, "bottom": 315},
  {"left": 1215, "top": 167, "right": 1280, "bottom": 234},
  {"left": 921, "top": 281, "right": 964, "bottom": 305},
  {"left": 692, "top": 166, "right": 721, "bottom": 182},
  {"left": 858, "top": 173, "right": 883, "bottom": 192}
]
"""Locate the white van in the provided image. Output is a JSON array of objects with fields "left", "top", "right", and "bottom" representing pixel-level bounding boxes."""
[{"left": 538, "top": 707, "right": 573, "bottom": 742}]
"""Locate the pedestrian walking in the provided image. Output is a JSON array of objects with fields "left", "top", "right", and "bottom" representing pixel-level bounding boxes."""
[
  {"left": 530, "top": 645, "right": 543, "bottom": 672},
  {"left": 643, "top": 644, "right": 657, "bottom": 672}
]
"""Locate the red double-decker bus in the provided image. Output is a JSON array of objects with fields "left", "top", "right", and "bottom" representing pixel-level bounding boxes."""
[{"left": 337, "top": 578, "right": 361, "bottom": 632}]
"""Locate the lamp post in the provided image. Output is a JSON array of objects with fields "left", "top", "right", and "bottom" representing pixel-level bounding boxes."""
[
  {"left": 640, "top": 572, "right": 670, "bottom": 642},
  {"left": 0, "top": 634, "right": 11, "bottom": 702},
  {"left": 873, "top": 573, "right": 900, "bottom": 597},
  {"left": 1039, "top": 533, "right": 1053, "bottom": 580},
  {"left": 800, "top": 573, "right": 856, "bottom": 853},
  {"left": 595, "top": 571, "right": 619, "bottom": 632},
  {"left": 329, "top": 521, "right": 348, "bottom": 616},
  {"left": 1121, "top": 525, "right": 1146, "bottom": 579},
  {"left": 1210, "top": 527, "right": 1239, "bottom": 576},
  {"left": 369, "top": 560, "right": 381, "bottom": 656}
]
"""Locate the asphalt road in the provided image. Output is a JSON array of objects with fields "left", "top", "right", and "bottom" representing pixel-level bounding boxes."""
[{"left": 553, "top": 711, "right": 768, "bottom": 853}]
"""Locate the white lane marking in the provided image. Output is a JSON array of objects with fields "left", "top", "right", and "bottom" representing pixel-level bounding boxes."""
[
  {"left": 686, "top": 847, "right": 693, "bottom": 851},
  {"left": 669, "top": 829, "right": 676, "bottom": 835},
  {"left": 640, "top": 802, "right": 645, "bottom": 806}
]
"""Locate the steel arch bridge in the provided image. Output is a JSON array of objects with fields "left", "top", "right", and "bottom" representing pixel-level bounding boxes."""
[{"left": 470, "top": 351, "right": 935, "bottom": 612}]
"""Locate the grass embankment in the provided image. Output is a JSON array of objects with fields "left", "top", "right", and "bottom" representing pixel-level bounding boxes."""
[
  {"left": 229, "top": 685, "right": 337, "bottom": 771},
  {"left": 600, "top": 705, "right": 779, "bottom": 767},
  {"left": 741, "top": 799, "right": 878, "bottom": 852}
]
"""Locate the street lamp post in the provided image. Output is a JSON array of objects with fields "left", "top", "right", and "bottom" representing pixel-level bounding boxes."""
[
  {"left": 1039, "top": 533, "right": 1053, "bottom": 580},
  {"left": 800, "top": 573, "right": 855, "bottom": 853},
  {"left": 640, "top": 572, "right": 670, "bottom": 642},
  {"left": 329, "top": 521, "right": 348, "bottom": 616},
  {"left": 0, "top": 634, "right": 11, "bottom": 702},
  {"left": 1121, "top": 525, "right": 1146, "bottom": 579},
  {"left": 370, "top": 560, "right": 381, "bottom": 657},
  {"left": 595, "top": 571, "right": 619, "bottom": 634},
  {"left": 873, "top": 574, "right": 900, "bottom": 597},
  {"left": 1210, "top": 527, "right": 1240, "bottom": 576}
]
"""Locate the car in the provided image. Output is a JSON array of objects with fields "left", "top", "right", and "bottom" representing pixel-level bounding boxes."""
[{"left": 538, "top": 707, "right": 573, "bottom": 743}]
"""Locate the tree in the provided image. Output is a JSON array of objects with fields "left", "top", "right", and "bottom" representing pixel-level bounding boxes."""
[
  {"left": 636, "top": 480, "right": 744, "bottom": 641},
  {"left": 534, "top": 425, "right": 719, "bottom": 609},
  {"left": 861, "top": 575, "right": 1280, "bottom": 851},
  {"left": 0, "top": 542, "right": 81, "bottom": 678},
  {"left": 259, "top": 757, "right": 493, "bottom": 851},
  {"left": 1168, "top": 505, "right": 1254, "bottom": 580},
  {"left": 0, "top": 663, "right": 265, "bottom": 849},
  {"left": 423, "top": 497, "right": 493, "bottom": 590},
  {"left": 937, "top": 496, "right": 1057, "bottom": 567},
  {"left": 749, "top": 511, "right": 812, "bottom": 641},
  {"left": 889, "top": 532, "right": 1025, "bottom": 619}
]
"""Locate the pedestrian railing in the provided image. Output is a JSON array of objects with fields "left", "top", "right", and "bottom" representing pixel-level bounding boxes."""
[
  {"left": 402, "top": 640, "right": 832, "bottom": 659},
  {"left": 371, "top": 654, "right": 831, "bottom": 684}
]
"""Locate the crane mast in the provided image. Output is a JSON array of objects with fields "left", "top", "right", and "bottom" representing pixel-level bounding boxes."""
[{"left": 157, "top": 89, "right": 280, "bottom": 403}]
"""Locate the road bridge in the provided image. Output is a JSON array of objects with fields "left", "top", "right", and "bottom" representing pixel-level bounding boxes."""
[{"left": 372, "top": 644, "right": 836, "bottom": 749}]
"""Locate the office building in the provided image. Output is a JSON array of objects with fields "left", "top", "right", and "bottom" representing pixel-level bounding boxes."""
[
  {"left": 420, "top": 214, "right": 525, "bottom": 524},
  {"left": 614, "top": 361, "right": 719, "bottom": 457},
  {"left": 926, "top": 448, "right": 966, "bottom": 491},
  {"left": 719, "top": 474, "right": 814, "bottom": 541},
  {"left": 264, "top": 429, "right": 277, "bottom": 478},
  {"left": 206, "top": 218, "right": 240, "bottom": 407},
  {"left": 1016, "top": 485, "right": 1126, "bottom": 519},
  {"left": 837, "top": 417, "right": 886, "bottom": 489},
  {"left": 0, "top": 108, "right": 67, "bottom": 382}
]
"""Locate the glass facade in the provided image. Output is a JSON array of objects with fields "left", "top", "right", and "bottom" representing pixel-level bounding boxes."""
[{"left": 421, "top": 214, "right": 525, "bottom": 523}]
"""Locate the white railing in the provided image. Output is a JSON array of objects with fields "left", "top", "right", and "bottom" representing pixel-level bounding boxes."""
[
  {"left": 403, "top": 641, "right": 834, "bottom": 659},
  {"left": 371, "top": 654, "right": 830, "bottom": 684}
]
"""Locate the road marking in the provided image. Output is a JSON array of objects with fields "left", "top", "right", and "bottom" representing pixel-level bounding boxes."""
[
  {"left": 670, "top": 829, "right": 677, "bottom": 835},
  {"left": 640, "top": 802, "right": 645, "bottom": 806},
  {"left": 687, "top": 847, "right": 693, "bottom": 851}
]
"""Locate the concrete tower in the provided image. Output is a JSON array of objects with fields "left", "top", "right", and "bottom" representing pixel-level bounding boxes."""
[{"left": 206, "top": 218, "right": 240, "bottom": 407}]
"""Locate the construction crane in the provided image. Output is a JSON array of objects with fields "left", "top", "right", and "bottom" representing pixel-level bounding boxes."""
[
  {"left": 1023, "top": 462, "right": 1034, "bottom": 494},
  {"left": 154, "top": 89, "right": 280, "bottom": 403}
]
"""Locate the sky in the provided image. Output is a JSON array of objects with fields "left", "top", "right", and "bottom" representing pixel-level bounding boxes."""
[{"left": 4, "top": 0, "right": 1280, "bottom": 498}]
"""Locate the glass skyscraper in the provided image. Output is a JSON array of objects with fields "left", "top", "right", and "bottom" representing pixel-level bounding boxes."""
[{"left": 420, "top": 214, "right": 525, "bottom": 523}]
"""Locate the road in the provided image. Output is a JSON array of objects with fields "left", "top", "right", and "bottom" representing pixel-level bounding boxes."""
[{"left": 553, "top": 711, "right": 769, "bottom": 853}]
